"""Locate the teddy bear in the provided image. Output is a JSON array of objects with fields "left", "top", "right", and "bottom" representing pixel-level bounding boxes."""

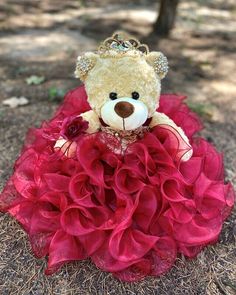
[{"left": 55, "top": 32, "right": 192, "bottom": 161}]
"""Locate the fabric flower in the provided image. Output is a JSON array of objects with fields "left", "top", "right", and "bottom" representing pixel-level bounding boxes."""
[{"left": 60, "top": 115, "right": 89, "bottom": 140}]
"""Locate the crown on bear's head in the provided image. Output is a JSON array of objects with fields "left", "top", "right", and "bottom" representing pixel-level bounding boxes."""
[
  {"left": 75, "top": 31, "right": 168, "bottom": 80},
  {"left": 98, "top": 31, "right": 149, "bottom": 57}
]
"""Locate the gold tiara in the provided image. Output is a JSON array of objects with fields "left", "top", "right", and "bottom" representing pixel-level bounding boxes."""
[{"left": 98, "top": 32, "right": 149, "bottom": 57}]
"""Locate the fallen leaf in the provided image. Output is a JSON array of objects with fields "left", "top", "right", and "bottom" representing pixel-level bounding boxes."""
[
  {"left": 26, "top": 75, "right": 45, "bottom": 85},
  {"left": 2, "top": 96, "right": 29, "bottom": 108},
  {"left": 48, "top": 87, "right": 66, "bottom": 102}
]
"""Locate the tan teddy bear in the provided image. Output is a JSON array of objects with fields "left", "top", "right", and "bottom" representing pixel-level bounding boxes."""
[{"left": 55, "top": 32, "right": 192, "bottom": 161}]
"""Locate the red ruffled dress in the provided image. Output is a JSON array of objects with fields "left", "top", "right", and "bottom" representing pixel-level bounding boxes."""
[{"left": 0, "top": 86, "right": 234, "bottom": 281}]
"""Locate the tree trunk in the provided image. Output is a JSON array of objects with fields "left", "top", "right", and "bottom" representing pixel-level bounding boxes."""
[{"left": 153, "top": 0, "right": 179, "bottom": 37}]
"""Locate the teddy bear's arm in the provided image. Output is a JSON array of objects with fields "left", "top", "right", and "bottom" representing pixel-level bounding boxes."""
[
  {"left": 150, "top": 111, "right": 193, "bottom": 161},
  {"left": 54, "top": 110, "right": 101, "bottom": 157},
  {"left": 80, "top": 110, "right": 101, "bottom": 133}
]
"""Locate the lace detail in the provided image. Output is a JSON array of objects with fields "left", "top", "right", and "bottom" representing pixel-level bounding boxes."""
[{"left": 100, "top": 125, "right": 150, "bottom": 154}]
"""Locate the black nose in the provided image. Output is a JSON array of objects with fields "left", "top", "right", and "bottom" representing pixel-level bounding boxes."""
[{"left": 114, "top": 102, "right": 134, "bottom": 118}]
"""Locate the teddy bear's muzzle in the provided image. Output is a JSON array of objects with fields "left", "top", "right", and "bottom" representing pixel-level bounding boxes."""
[{"left": 101, "top": 97, "right": 148, "bottom": 131}]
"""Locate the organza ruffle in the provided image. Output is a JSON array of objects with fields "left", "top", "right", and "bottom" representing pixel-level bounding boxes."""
[{"left": 0, "top": 86, "right": 234, "bottom": 281}]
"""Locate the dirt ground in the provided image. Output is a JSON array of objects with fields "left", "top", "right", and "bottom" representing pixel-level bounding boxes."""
[{"left": 0, "top": 0, "right": 235, "bottom": 294}]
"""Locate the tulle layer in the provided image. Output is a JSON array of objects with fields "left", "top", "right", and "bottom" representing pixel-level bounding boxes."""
[{"left": 0, "top": 86, "right": 234, "bottom": 281}]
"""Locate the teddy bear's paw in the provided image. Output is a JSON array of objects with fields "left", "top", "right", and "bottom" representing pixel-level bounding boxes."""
[
  {"left": 150, "top": 112, "right": 193, "bottom": 162},
  {"left": 181, "top": 148, "right": 193, "bottom": 162},
  {"left": 54, "top": 137, "right": 77, "bottom": 158},
  {"left": 80, "top": 110, "right": 101, "bottom": 134}
]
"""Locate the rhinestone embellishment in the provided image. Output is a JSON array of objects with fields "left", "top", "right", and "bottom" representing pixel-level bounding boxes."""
[
  {"left": 154, "top": 53, "right": 168, "bottom": 78},
  {"left": 75, "top": 56, "right": 93, "bottom": 78},
  {"left": 100, "top": 125, "right": 150, "bottom": 154},
  {"left": 110, "top": 40, "right": 132, "bottom": 52},
  {"left": 98, "top": 32, "right": 149, "bottom": 57}
]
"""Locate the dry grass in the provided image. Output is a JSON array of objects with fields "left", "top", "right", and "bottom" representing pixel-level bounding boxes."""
[{"left": 0, "top": 0, "right": 236, "bottom": 294}]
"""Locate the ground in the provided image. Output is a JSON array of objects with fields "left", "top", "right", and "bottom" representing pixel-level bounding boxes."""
[{"left": 0, "top": 0, "right": 235, "bottom": 294}]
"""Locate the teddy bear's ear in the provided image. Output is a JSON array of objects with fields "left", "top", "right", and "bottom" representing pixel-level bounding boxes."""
[
  {"left": 146, "top": 52, "right": 168, "bottom": 79},
  {"left": 74, "top": 52, "right": 98, "bottom": 81}
]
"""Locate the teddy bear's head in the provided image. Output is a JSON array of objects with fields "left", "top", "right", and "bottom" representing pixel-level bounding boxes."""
[{"left": 75, "top": 33, "right": 168, "bottom": 131}]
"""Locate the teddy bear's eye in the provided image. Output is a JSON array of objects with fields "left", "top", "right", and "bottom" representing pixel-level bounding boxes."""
[
  {"left": 109, "top": 92, "right": 118, "bottom": 100},
  {"left": 132, "top": 92, "right": 140, "bottom": 100}
]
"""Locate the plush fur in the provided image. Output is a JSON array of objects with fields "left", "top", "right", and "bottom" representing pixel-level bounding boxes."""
[
  {"left": 56, "top": 40, "right": 192, "bottom": 161},
  {"left": 84, "top": 53, "right": 160, "bottom": 117}
]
